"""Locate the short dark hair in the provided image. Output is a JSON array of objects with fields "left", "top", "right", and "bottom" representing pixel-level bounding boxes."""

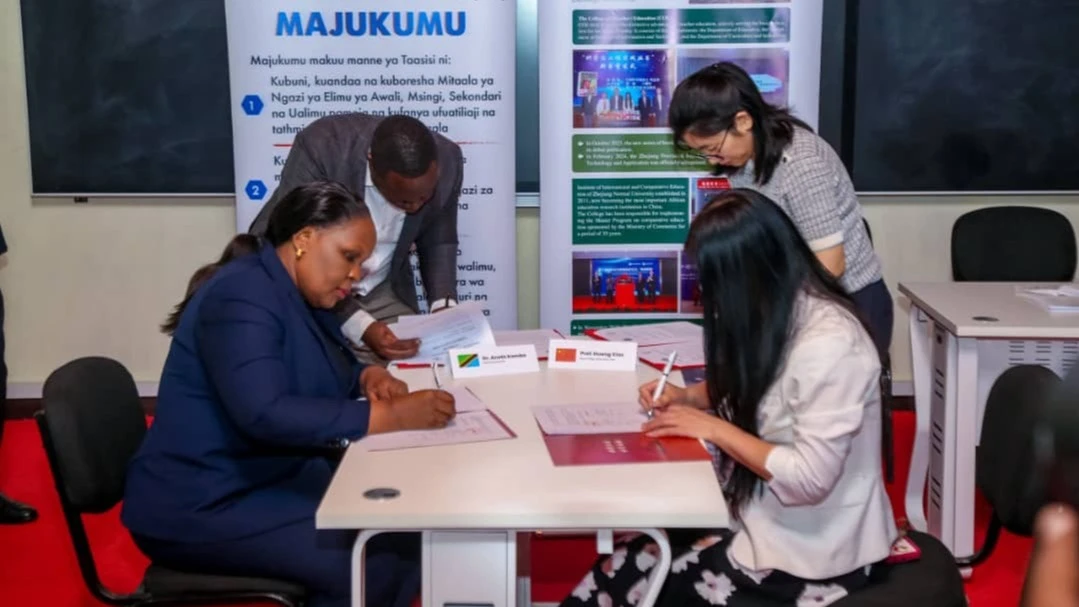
[
  {"left": 161, "top": 181, "right": 370, "bottom": 336},
  {"left": 264, "top": 181, "right": 371, "bottom": 247},
  {"left": 368, "top": 115, "right": 438, "bottom": 178},
  {"left": 669, "top": 62, "right": 811, "bottom": 185},
  {"left": 686, "top": 188, "right": 876, "bottom": 518}
]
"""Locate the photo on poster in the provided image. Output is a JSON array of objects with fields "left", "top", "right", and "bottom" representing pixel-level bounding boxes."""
[
  {"left": 573, "top": 50, "right": 674, "bottom": 129},
  {"left": 692, "top": 177, "right": 732, "bottom": 216},
  {"left": 676, "top": 48, "right": 790, "bottom": 107},
  {"left": 688, "top": 0, "right": 786, "bottom": 3},
  {"left": 680, "top": 257, "right": 703, "bottom": 315},
  {"left": 572, "top": 250, "right": 679, "bottom": 315}
]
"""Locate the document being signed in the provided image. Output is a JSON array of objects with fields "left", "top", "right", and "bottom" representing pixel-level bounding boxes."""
[{"left": 389, "top": 302, "right": 496, "bottom": 365}]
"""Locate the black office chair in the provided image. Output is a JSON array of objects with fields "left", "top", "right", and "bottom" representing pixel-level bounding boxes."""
[
  {"left": 36, "top": 356, "right": 306, "bottom": 606},
  {"left": 951, "top": 206, "right": 1077, "bottom": 281},
  {"left": 862, "top": 217, "right": 895, "bottom": 483},
  {"left": 955, "top": 364, "right": 1060, "bottom": 568}
]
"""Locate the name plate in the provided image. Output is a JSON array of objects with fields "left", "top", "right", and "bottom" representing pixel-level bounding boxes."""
[
  {"left": 447, "top": 344, "right": 540, "bottom": 379},
  {"left": 547, "top": 339, "right": 638, "bottom": 371}
]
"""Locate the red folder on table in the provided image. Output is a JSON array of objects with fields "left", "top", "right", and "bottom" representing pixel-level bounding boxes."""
[{"left": 541, "top": 432, "right": 711, "bottom": 467}]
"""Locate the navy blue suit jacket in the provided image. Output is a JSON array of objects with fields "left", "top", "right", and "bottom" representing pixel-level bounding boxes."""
[{"left": 122, "top": 244, "right": 371, "bottom": 543}]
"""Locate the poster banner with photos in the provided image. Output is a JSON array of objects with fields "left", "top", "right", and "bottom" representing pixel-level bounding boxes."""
[
  {"left": 225, "top": 2, "right": 518, "bottom": 327},
  {"left": 539, "top": 0, "right": 824, "bottom": 334}
]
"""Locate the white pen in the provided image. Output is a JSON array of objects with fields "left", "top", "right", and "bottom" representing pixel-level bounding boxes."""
[
  {"left": 647, "top": 351, "right": 678, "bottom": 419},
  {"left": 431, "top": 363, "right": 443, "bottom": 389}
]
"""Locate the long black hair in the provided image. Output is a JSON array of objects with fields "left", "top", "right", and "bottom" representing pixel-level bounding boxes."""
[
  {"left": 669, "top": 62, "right": 811, "bottom": 185},
  {"left": 686, "top": 188, "right": 876, "bottom": 517},
  {"left": 161, "top": 181, "right": 370, "bottom": 335}
]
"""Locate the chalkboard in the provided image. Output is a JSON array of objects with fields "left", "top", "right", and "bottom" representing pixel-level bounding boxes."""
[
  {"left": 18, "top": 0, "right": 543, "bottom": 197},
  {"left": 20, "top": 0, "right": 235, "bottom": 195},
  {"left": 843, "top": 0, "right": 1079, "bottom": 193}
]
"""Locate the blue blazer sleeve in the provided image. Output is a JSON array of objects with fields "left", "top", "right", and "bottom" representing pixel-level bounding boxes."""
[{"left": 194, "top": 277, "right": 371, "bottom": 447}]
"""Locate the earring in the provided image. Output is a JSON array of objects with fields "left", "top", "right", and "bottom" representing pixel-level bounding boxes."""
[{"left": 295, "top": 248, "right": 305, "bottom": 260}]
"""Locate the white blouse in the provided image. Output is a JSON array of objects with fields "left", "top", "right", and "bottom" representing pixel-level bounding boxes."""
[{"left": 720, "top": 294, "right": 898, "bottom": 579}]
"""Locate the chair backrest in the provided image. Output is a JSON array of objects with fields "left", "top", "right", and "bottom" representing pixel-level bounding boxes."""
[
  {"left": 37, "top": 357, "right": 147, "bottom": 605},
  {"left": 951, "top": 206, "right": 1077, "bottom": 281},
  {"left": 976, "top": 364, "right": 1060, "bottom": 534},
  {"left": 38, "top": 356, "right": 147, "bottom": 514}
]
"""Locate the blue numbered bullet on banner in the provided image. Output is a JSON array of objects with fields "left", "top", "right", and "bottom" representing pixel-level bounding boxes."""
[
  {"left": 245, "top": 180, "right": 268, "bottom": 201},
  {"left": 240, "top": 94, "right": 264, "bottom": 116}
]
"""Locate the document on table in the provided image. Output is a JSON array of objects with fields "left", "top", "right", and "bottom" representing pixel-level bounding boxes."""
[
  {"left": 493, "top": 329, "right": 564, "bottom": 359},
  {"left": 590, "top": 321, "right": 703, "bottom": 346},
  {"left": 638, "top": 340, "right": 705, "bottom": 369},
  {"left": 445, "top": 385, "right": 485, "bottom": 413},
  {"left": 359, "top": 410, "right": 513, "bottom": 451},
  {"left": 532, "top": 403, "right": 649, "bottom": 435},
  {"left": 1016, "top": 285, "right": 1079, "bottom": 313},
  {"left": 388, "top": 302, "right": 496, "bottom": 364}
]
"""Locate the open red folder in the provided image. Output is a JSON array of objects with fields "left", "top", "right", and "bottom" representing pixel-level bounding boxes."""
[{"left": 541, "top": 432, "right": 711, "bottom": 467}]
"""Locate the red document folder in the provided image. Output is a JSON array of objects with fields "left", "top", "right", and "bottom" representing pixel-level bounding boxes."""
[{"left": 541, "top": 432, "right": 711, "bottom": 466}]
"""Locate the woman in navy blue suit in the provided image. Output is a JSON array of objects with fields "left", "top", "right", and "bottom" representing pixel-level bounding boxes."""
[{"left": 122, "top": 181, "right": 456, "bottom": 607}]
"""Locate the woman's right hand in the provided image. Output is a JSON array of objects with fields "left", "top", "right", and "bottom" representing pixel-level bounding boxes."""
[
  {"left": 639, "top": 380, "right": 701, "bottom": 411},
  {"left": 390, "top": 389, "right": 456, "bottom": 430}
]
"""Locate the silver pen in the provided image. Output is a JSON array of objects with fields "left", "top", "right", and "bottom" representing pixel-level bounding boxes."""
[
  {"left": 431, "top": 363, "right": 443, "bottom": 389},
  {"left": 646, "top": 351, "right": 678, "bottom": 419}
]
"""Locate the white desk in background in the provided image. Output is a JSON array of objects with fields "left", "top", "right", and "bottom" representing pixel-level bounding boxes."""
[
  {"left": 899, "top": 282, "right": 1079, "bottom": 563},
  {"left": 316, "top": 364, "right": 729, "bottom": 607}
]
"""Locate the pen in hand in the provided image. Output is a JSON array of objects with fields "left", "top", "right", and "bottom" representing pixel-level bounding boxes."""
[
  {"left": 431, "top": 362, "right": 443, "bottom": 390},
  {"left": 646, "top": 351, "right": 678, "bottom": 419}
]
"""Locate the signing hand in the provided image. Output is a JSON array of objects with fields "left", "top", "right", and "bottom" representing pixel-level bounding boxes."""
[
  {"left": 363, "top": 321, "right": 421, "bottom": 360},
  {"left": 642, "top": 405, "right": 722, "bottom": 441},
  {"left": 361, "top": 366, "right": 409, "bottom": 402},
  {"left": 1021, "top": 504, "right": 1079, "bottom": 607},
  {"left": 391, "top": 389, "right": 457, "bottom": 431},
  {"left": 638, "top": 379, "right": 708, "bottom": 411}
]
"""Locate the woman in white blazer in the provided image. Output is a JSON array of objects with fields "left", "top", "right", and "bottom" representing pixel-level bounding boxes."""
[{"left": 561, "top": 189, "right": 897, "bottom": 607}]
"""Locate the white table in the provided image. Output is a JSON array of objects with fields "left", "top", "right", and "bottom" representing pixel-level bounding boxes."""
[
  {"left": 899, "top": 282, "right": 1079, "bottom": 562},
  {"left": 316, "top": 364, "right": 730, "bottom": 607}
]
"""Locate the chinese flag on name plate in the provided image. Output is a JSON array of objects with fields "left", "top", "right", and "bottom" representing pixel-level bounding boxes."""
[{"left": 554, "top": 348, "right": 578, "bottom": 363}]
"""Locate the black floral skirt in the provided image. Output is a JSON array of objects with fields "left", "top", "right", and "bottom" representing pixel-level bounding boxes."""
[{"left": 559, "top": 529, "right": 871, "bottom": 607}]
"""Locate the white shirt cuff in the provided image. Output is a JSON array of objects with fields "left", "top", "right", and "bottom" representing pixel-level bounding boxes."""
[
  {"left": 430, "top": 298, "right": 457, "bottom": 312},
  {"left": 806, "top": 231, "right": 844, "bottom": 252},
  {"left": 341, "top": 309, "right": 377, "bottom": 346}
]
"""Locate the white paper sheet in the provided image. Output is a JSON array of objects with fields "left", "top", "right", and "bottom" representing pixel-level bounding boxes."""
[
  {"left": 591, "top": 321, "right": 703, "bottom": 347},
  {"left": 359, "top": 410, "right": 513, "bottom": 451},
  {"left": 638, "top": 340, "right": 706, "bottom": 369},
  {"left": 445, "top": 385, "right": 486, "bottom": 413},
  {"left": 493, "top": 329, "right": 564, "bottom": 359},
  {"left": 1017, "top": 285, "right": 1079, "bottom": 313},
  {"left": 389, "top": 303, "right": 496, "bottom": 365},
  {"left": 532, "top": 403, "right": 648, "bottom": 435}
]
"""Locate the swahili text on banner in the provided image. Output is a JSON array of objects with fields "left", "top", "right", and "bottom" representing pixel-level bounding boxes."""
[
  {"left": 538, "top": 0, "right": 824, "bottom": 335},
  {"left": 224, "top": 3, "right": 517, "bottom": 328}
]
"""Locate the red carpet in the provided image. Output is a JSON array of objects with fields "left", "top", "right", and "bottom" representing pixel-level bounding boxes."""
[{"left": 0, "top": 412, "right": 1032, "bottom": 606}]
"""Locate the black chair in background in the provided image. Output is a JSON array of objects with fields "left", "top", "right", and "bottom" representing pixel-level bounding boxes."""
[
  {"left": 862, "top": 217, "right": 895, "bottom": 483},
  {"left": 833, "top": 529, "right": 967, "bottom": 607},
  {"left": 951, "top": 206, "right": 1077, "bottom": 282},
  {"left": 955, "top": 364, "right": 1060, "bottom": 568},
  {"left": 36, "top": 356, "right": 306, "bottom": 606}
]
